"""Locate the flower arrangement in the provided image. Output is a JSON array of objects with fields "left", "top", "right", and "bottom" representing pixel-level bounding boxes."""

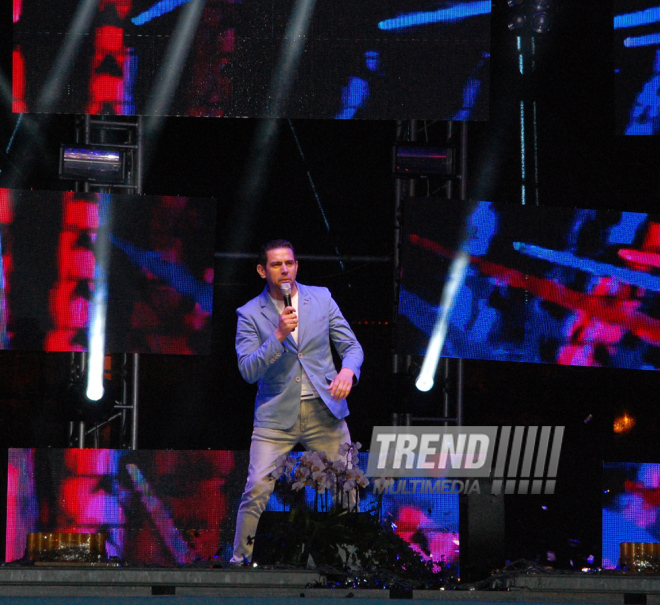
[
  {"left": 263, "top": 443, "right": 451, "bottom": 590},
  {"left": 263, "top": 442, "right": 376, "bottom": 568},
  {"left": 270, "top": 442, "right": 370, "bottom": 512}
]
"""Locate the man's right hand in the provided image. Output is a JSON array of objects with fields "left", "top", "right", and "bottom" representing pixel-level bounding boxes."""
[{"left": 274, "top": 306, "right": 298, "bottom": 342}]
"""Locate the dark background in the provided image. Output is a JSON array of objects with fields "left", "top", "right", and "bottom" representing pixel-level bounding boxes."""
[{"left": 2, "top": 0, "right": 660, "bottom": 569}]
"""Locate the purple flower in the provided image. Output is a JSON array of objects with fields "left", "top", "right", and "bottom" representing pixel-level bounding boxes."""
[
  {"left": 338, "top": 442, "right": 351, "bottom": 456},
  {"left": 332, "top": 458, "right": 347, "bottom": 472},
  {"left": 372, "top": 477, "right": 394, "bottom": 490}
]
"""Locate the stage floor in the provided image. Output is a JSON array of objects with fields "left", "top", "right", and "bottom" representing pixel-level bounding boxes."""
[{"left": 1, "top": 565, "right": 660, "bottom": 604}]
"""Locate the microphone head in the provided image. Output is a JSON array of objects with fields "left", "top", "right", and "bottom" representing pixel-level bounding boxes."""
[{"left": 280, "top": 282, "right": 292, "bottom": 296}]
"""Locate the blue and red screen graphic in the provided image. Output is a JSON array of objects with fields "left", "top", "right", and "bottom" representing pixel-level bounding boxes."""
[
  {"left": 614, "top": 1, "right": 660, "bottom": 135},
  {"left": 399, "top": 200, "right": 660, "bottom": 370},
  {"left": 12, "top": 0, "right": 490, "bottom": 120},
  {"left": 603, "top": 462, "right": 660, "bottom": 568},
  {"left": 6, "top": 448, "right": 460, "bottom": 567},
  {"left": 0, "top": 188, "right": 215, "bottom": 354}
]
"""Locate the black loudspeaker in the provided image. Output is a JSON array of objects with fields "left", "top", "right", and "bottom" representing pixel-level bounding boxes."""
[
  {"left": 459, "top": 479, "right": 505, "bottom": 583},
  {"left": 251, "top": 511, "right": 290, "bottom": 565}
]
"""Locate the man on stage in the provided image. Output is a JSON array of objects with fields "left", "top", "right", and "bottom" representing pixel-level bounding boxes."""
[{"left": 230, "top": 239, "right": 364, "bottom": 564}]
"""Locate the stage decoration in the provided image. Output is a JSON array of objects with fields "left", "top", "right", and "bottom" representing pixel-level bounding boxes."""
[
  {"left": 25, "top": 532, "right": 109, "bottom": 565},
  {"left": 619, "top": 542, "right": 660, "bottom": 572},
  {"left": 265, "top": 443, "right": 454, "bottom": 589}
]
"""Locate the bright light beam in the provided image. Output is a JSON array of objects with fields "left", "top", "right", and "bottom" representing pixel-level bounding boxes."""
[
  {"left": 0, "top": 70, "right": 12, "bottom": 110},
  {"left": 2, "top": 59, "right": 46, "bottom": 187},
  {"left": 86, "top": 194, "right": 111, "bottom": 402},
  {"left": 141, "top": 0, "right": 205, "bottom": 178},
  {"left": 415, "top": 251, "right": 469, "bottom": 392},
  {"left": 238, "top": 0, "right": 316, "bottom": 196},
  {"left": 378, "top": 0, "right": 490, "bottom": 31},
  {"left": 143, "top": 0, "right": 205, "bottom": 119},
  {"left": 241, "top": 0, "right": 317, "bottom": 198},
  {"left": 265, "top": 0, "right": 317, "bottom": 116},
  {"left": 126, "top": 464, "right": 190, "bottom": 563},
  {"left": 35, "top": 0, "right": 101, "bottom": 113},
  {"left": 218, "top": 0, "right": 316, "bottom": 281}
]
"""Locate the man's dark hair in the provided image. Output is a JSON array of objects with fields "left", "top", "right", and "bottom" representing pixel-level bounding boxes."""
[{"left": 258, "top": 239, "right": 296, "bottom": 266}]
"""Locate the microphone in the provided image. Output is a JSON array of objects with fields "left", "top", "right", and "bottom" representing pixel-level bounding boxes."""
[{"left": 281, "top": 282, "right": 292, "bottom": 307}]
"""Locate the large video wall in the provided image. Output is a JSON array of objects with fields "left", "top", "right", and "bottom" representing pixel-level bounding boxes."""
[
  {"left": 602, "top": 462, "right": 660, "bottom": 569},
  {"left": 6, "top": 448, "right": 460, "bottom": 567},
  {"left": 13, "top": 0, "right": 490, "bottom": 120},
  {"left": 0, "top": 188, "right": 216, "bottom": 354},
  {"left": 398, "top": 200, "right": 660, "bottom": 370},
  {"left": 614, "top": 0, "right": 660, "bottom": 135}
]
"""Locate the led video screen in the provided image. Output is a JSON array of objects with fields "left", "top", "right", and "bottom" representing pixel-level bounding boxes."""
[
  {"left": 602, "top": 462, "right": 660, "bottom": 569},
  {"left": 6, "top": 448, "right": 240, "bottom": 564},
  {"left": 6, "top": 448, "right": 460, "bottom": 567},
  {"left": 12, "top": 0, "right": 490, "bottom": 120},
  {"left": 614, "top": 1, "right": 660, "bottom": 135},
  {"left": 0, "top": 188, "right": 215, "bottom": 354},
  {"left": 398, "top": 199, "right": 660, "bottom": 370}
]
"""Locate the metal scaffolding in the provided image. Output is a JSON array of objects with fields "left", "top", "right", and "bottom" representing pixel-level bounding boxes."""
[{"left": 67, "top": 114, "right": 143, "bottom": 450}]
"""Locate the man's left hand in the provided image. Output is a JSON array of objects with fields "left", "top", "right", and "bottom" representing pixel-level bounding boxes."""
[{"left": 327, "top": 368, "right": 355, "bottom": 400}]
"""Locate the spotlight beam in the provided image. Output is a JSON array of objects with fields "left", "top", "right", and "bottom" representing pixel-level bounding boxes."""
[
  {"left": 5, "top": 0, "right": 98, "bottom": 186},
  {"left": 237, "top": 0, "right": 317, "bottom": 198},
  {"left": 264, "top": 0, "right": 317, "bottom": 117},
  {"left": 415, "top": 252, "right": 469, "bottom": 392},
  {"left": 218, "top": 0, "right": 317, "bottom": 285},
  {"left": 86, "top": 193, "right": 111, "bottom": 402},
  {"left": 0, "top": 114, "right": 29, "bottom": 181},
  {"left": 5, "top": 114, "right": 23, "bottom": 156},
  {"left": 413, "top": 202, "right": 481, "bottom": 392},
  {"left": 0, "top": 69, "right": 12, "bottom": 111},
  {"left": 233, "top": 118, "right": 281, "bottom": 224},
  {"left": 35, "top": 0, "right": 101, "bottom": 113},
  {"left": 142, "top": 0, "right": 205, "bottom": 177},
  {"left": 144, "top": 0, "right": 205, "bottom": 119}
]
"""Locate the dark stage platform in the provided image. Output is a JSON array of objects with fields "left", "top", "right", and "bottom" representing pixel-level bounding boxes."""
[
  {"left": 0, "top": 565, "right": 321, "bottom": 597},
  {"left": 2, "top": 566, "right": 660, "bottom": 604}
]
